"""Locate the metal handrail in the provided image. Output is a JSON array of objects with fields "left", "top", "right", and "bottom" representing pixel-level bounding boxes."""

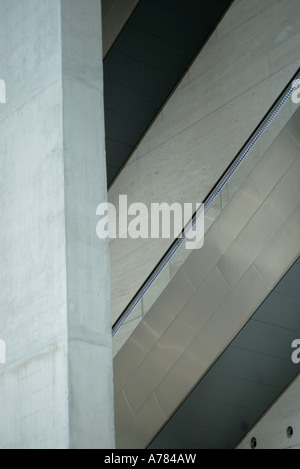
[{"left": 112, "top": 67, "right": 300, "bottom": 337}]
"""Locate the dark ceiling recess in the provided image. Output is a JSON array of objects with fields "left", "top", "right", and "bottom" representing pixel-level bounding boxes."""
[{"left": 103, "top": 0, "right": 233, "bottom": 186}]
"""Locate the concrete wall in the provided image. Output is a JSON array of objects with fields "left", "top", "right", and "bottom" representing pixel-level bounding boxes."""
[
  {"left": 109, "top": 0, "right": 300, "bottom": 326},
  {"left": 238, "top": 375, "right": 300, "bottom": 449},
  {"left": 0, "top": 0, "right": 68, "bottom": 448},
  {"left": 0, "top": 0, "right": 114, "bottom": 449}
]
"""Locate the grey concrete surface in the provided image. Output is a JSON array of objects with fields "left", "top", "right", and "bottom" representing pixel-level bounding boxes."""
[
  {"left": 238, "top": 372, "right": 300, "bottom": 449},
  {"left": 0, "top": 0, "right": 114, "bottom": 449}
]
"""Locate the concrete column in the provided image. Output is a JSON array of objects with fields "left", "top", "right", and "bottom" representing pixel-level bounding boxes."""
[{"left": 0, "top": 0, "right": 114, "bottom": 449}]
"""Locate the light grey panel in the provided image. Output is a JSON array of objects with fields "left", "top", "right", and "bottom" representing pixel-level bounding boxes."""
[
  {"left": 254, "top": 206, "right": 300, "bottom": 290},
  {"left": 139, "top": 268, "right": 196, "bottom": 344},
  {"left": 115, "top": 392, "right": 134, "bottom": 437},
  {"left": 182, "top": 190, "right": 262, "bottom": 290},
  {"left": 217, "top": 155, "right": 300, "bottom": 288},
  {"left": 113, "top": 268, "right": 195, "bottom": 396},
  {"left": 167, "top": 267, "right": 230, "bottom": 342},
  {"left": 241, "top": 129, "right": 300, "bottom": 205},
  {"left": 122, "top": 267, "right": 229, "bottom": 415},
  {"left": 117, "top": 394, "right": 166, "bottom": 449},
  {"left": 286, "top": 107, "right": 300, "bottom": 147},
  {"left": 122, "top": 343, "right": 183, "bottom": 416}
]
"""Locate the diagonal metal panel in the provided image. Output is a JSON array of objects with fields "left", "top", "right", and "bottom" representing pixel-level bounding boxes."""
[
  {"left": 114, "top": 108, "right": 300, "bottom": 449},
  {"left": 149, "top": 257, "right": 300, "bottom": 449}
]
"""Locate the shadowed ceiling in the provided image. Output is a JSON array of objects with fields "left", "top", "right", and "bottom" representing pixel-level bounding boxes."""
[{"left": 103, "top": 0, "right": 233, "bottom": 186}]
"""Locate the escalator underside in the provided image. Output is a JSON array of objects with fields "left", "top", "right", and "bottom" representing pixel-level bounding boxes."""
[{"left": 114, "top": 108, "right": 300, "bottom": 449}]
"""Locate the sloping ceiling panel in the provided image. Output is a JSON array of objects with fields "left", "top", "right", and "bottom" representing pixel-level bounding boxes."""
[
  {"left": 103, "top": 0, "right": 233, "bottom": 185},
  {"left": 149, "top": 258, "right": 300, "bottom": 449}
]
